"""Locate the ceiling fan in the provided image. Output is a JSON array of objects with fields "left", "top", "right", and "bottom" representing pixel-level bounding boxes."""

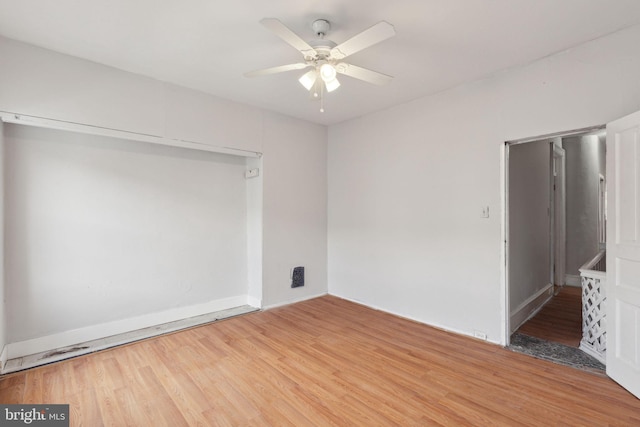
[{"left": 245, "top": 18, "right": 396, "bottom": 112}]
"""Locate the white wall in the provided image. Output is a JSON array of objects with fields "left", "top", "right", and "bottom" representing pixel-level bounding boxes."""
[
  {"left": 262, "top": 113, "right": 328, "bottom": 307},
  {"left": 0, "top": 37, "right": 261, "bottom": 153},
  {"left": 5, "top": 124, "right": 249, "bottom": 343},
  {"left": 0, "top": 36, "right": 327, "bottom": 354},
  {"left": 508, "top": 140, "right": 551, "bottom": 329},
  {"left": 564, "top": 134, "right": 606, "bottom": 275},
  {"left": 246, "top": 156, "right": 264, "bottom": 307},
  {"left": 328, "top": 24, "right": 640, "bottom": 344}
]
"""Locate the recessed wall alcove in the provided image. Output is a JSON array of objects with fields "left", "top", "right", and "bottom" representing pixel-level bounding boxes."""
[{"left": 0, "top": 117, "right": 263, "bottom": 370}]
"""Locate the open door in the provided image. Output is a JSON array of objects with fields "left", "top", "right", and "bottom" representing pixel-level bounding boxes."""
[{"left": 606, "top": 110, "right": 640, "bottom": 398}]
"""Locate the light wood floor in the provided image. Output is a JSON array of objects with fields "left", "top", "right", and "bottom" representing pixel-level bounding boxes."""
[
  {"left": 517, "top": 286, "right": 583, "bottom": 347},
  {"left": 2, "top": 295, "right": 639, "bottom": 426}
]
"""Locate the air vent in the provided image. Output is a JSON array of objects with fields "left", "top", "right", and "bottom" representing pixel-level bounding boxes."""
[{"left": 291, "top": 266, "right": 305, "bottom": 288}]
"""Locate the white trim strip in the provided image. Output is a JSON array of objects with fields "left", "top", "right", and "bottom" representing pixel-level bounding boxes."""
[
  {"left": 261, "top": 292, "right": 328, "bottom": 310},
  {"left": 5, "top": 295, "right": 250, "bottom": 360},
  {"left": 0, "top": 345, "right": 7, "bottom": 372},
  {"left": 2, "top": 303, "right": 259, "bottom": 374},
  {"left": 510, "top": 283, "right": 554, "bottom": 333},
  {"left": 565, "top": 274, "right": 581, "bottom": 287},
  {"left": 0, "top": 111, "right": 262, "bottom": 158}
]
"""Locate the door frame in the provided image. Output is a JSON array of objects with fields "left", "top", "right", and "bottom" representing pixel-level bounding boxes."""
[
  {"left": 551, "top": 143, "right": 566, "bottom": 291},
  {"left": 503, "top": 124, "right": 605, "bottom": 345}
]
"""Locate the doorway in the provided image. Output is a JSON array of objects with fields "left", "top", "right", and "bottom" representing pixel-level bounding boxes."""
[{"left": 505, "top": 126, "right": 606, "bottom": 371}]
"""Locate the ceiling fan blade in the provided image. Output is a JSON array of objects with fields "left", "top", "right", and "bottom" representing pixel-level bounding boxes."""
[
  {"left": 244, "top": 63, "right": 309, "bottom": 78},
  {"left": 330, "top": 21, "right": 395, "bottom": 60},
  {"left": 335, "top": 63, "right": 393, "bottom": 85},
  {"left": 260, "top": 18, "right": 317, "bottom": 59}
]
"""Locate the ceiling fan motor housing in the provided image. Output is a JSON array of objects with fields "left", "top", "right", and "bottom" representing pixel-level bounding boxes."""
[
  {"left": 309, "top": 19, "right": 336, "bottom": 63},
  {"left": 308, "top": 39, "right": 337, "bottom": 60}
]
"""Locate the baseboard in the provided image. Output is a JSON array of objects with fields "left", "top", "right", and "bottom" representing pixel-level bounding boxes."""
[
  {"left": 0, "top": 345, "right": 7, "bottom": 372},
  {"left": 579, "top": 342, "right": 606, "bottom": 365},
  {"left": 6, "top": 294, "right": 249, "bottom": 360},
  {"left": 247, "top": 296, "right": 262, "bottom": 309},
  {"left": 262, "top": 292, "right": 328, "bottom": 310},
  {"left": 329, "top": 293, "right": 502, "bottom": 345},
  {"left": 565, "top": 274, "right": 581, "bottom": 287},
  {"left": 510, "top": 283, "right": 554, "bottom": 333}
]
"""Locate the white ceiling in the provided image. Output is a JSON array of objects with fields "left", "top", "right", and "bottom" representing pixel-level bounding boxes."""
[{"left": 1, "top": 1, "right": 640, "bottom": 126}]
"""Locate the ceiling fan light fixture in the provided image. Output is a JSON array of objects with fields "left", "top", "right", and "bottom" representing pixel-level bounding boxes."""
[
  {"left": 247, "top": 18, "right": 396, "bottom": 114},
  {"left": 299, "top": 69, "right": 317, "bottom": 90},
  {"left": 319, "top": 63, "right": 337, "bottom": 82},
  {"left": 324, "top": 77, "right": 340, "bottom": 92},
  {"left": 311, "top": 79, "right": 322, "bottom": 97}
]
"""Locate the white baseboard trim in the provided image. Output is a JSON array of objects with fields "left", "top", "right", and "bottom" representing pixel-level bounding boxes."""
[
  {"left": 0, "top": 345, "right": 7, "bottom": 372},
  {"left": 565, "top": 274, "right": 581, "bottom": 287},
  {"left": 329, "top": 292, "right": 502, "bottom": 345},
  {"left": 247, "top": 296, "right": 262, "bottom": 309},
  {"left": 6, "top": 295, "right": 249, "bottom": 360},
  {"left": 579, "top": 342, "right": 606, "bottom": 365},
  {"left": 510, "top": 283, "right": 554, "bottom": 334},
  {"left": 262, "top": 292, "right": 328, "bottom": 310}
]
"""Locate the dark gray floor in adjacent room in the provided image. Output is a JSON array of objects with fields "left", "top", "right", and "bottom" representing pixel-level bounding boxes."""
[{"left": 509, "top": 333, "right": 605, "bottom": 375}]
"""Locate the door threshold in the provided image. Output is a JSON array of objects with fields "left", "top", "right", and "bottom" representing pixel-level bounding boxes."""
[{"left": 508, "top": 332, "right": 605, "bottom": 376}]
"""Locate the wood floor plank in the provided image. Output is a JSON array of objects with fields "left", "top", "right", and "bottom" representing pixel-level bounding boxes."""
[
  {"left": 69, "top": 387, "right": 104, "bottom": 427},
  {"left": 517, "top": 285, "right": 583, "bottom": 346},
  {"left": 144, "top": 344, "right": 214, "bottom": 426},
  {"left": 2, "top": 295, "right": 639, "bottom": 426},
  {"left": 0, "top": 383, "right": 24, "bottom": 404},
  {"left": 21, "top": 369, "right": 42, "bottom": 404},
  {"left": 95, "top": 388, "right": 128, "bottom": 427},
  {"left": 113, "top": 386, "right": 155, "bottom": 426},
  {"left": 136, "top": 366, "right": 189, "bottom": 426}
]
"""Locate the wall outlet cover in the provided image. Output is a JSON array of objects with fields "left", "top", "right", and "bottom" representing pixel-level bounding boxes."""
[{"left": 473, "top": 330, "right": 487, "bottom": 340}]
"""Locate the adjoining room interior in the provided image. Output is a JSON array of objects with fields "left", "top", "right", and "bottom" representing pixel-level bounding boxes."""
[
  {"left": 507, "top": 129, "right": 607, "bottom": 372},
  {"left": 2, "top": 1, "right": 640, "bottom": 424}
]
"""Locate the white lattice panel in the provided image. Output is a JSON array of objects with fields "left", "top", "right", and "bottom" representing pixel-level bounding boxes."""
[{"left": 580, "top": 274, "right": 606, "bottom": 364}]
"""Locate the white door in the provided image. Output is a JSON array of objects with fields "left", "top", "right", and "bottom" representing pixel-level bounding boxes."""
[{"left": 607, "top": 110, "right": 640, "bottom": 398}]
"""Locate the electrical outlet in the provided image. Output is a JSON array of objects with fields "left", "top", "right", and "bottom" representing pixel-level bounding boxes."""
[
  {"left": 473, "top": 330, "right": 487, "bottom": 340},
  {"left": 481, "top": 206, "right": 490, "bottom": 218}
]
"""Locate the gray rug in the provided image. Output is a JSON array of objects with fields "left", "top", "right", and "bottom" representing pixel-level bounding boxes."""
[{"left": 509, "top": 333, "right": 605, "bottom": 375}]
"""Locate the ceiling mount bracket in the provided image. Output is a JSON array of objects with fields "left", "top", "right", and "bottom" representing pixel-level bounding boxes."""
[{"left": 312, "top": 19, "right": 331, "bottom": 38}]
